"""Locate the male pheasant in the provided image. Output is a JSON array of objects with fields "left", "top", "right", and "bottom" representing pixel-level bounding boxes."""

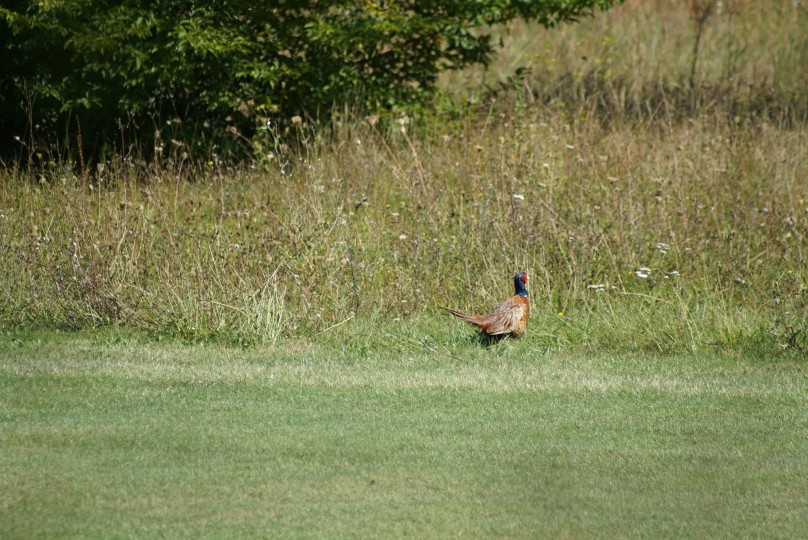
[{"left": 446, "top": 272, "right": 530, "bottom": 339}]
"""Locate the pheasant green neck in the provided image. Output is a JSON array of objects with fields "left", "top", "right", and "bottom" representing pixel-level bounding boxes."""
[{"left": 514, "top": 274, "right": 528, "bottom": 297}]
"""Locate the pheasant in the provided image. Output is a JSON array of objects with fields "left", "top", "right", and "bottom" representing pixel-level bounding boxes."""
[{"left": 446, "top": 272, "right": 530, "bottom": 339}]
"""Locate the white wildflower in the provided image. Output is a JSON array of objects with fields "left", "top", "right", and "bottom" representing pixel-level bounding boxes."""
[
  {"left": 635, "top": 267, "right": 651, "bottom": 279},
  {"left": 512, "top": 193, "right": 525, "bottom": 201}
]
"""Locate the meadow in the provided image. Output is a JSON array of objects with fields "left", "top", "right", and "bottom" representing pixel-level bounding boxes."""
[
  {"left": 1, "top": 1, "right": 806, "bottom": 353},
  {"left": 1, "top": 1, "right": 807, "bottom": 536}
]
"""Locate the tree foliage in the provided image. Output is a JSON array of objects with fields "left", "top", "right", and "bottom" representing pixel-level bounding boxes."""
[{"left": 0, "top": 0, "right": 620, "bottom": 161}]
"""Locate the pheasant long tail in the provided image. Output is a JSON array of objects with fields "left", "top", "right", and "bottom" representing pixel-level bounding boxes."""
[
  {"left": 444, "top": 308, "right": 485, "bottom": 327},
  {"left": 446, "top": 296, "right": 528, "bottom": 337}
]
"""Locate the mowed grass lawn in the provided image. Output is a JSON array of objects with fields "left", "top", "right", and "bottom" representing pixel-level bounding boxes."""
[{"left": 1, "top": 331, "right": 806, "bottom": 538}]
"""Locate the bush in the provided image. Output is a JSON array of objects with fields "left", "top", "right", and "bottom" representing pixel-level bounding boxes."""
[{"left": 0, "top": 0, "right": 619, "bottom": 162}]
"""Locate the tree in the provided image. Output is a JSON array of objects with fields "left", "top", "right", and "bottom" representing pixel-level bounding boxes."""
[{"left": 0, "top": 0, "right": 621, "bottom": 162}]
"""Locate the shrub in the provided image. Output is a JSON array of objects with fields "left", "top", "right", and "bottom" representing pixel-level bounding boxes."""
[{"left": 0, "top": 0, "right": 619, "bottom": 162}]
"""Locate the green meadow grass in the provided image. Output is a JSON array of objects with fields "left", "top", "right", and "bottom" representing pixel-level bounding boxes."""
[{"left": 1, "top": 330, "right": 807, "bottom": 538}]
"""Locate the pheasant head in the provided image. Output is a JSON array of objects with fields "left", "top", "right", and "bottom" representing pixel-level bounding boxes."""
[{"left": 514, "top": 272, "right": 528, "bottom": 298}]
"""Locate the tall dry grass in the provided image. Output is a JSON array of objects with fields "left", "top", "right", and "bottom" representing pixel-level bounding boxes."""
[
  {"left": 441, "top": 0, "right": 807, "bottom": 126},
  {"left": 1, "top": 0, "right": 805, "bottom": 352}
]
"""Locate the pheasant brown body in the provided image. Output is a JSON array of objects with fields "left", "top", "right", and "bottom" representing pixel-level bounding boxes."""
[{"left": 447, "top": 273, "right": 530, "bottom": 338}]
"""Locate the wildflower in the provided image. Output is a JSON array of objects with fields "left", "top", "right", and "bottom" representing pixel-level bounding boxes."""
[
  {"left": 635, "top": 267, "right": 651, "bottom": 279},
  {"left": 655, "top": 242, "right": 669, "bottom": 255},
  {"left": 587, "top": 284, "right": 606, "bottom": 291},
  {"left": 565, "top": 144, "right": 575, "bottom": 149},
  {"left": 398, "top": 234, "right": 408, "bottom": 241},
  {"left": 557, "top": 311, "right": 565, "bottom": 317},
  {"left": 664, "top": 270, "right": 680, "bottom": 279},
  {"left": 14, "top": 135, "right": 21, "bottom": 141},
  {"left": 512, "top": 194, "right": 525, "bottom": 201},
  {"left": 291, "top": 115, "right": 302, "bottom": 125},
  {"left": 542, "top": 163, "right": 550, "bottom": 169}
]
